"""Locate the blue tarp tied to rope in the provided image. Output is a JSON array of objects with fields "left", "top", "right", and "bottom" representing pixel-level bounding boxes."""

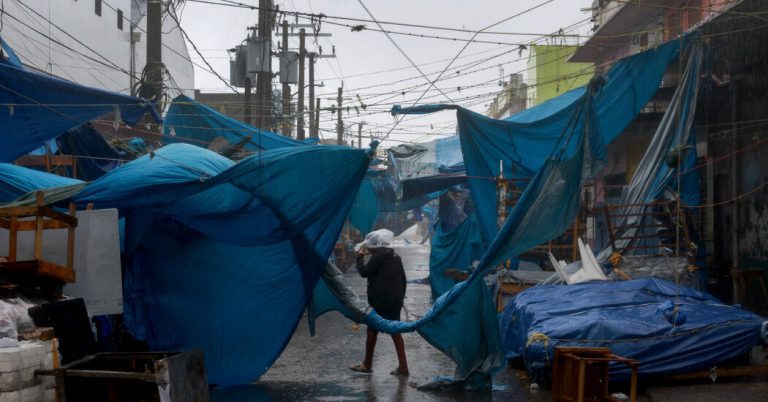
[
  {"left": 163, "top": 95, "right": 315, "bottom": 150},
  {"left": 0, "top": 142, "right": 374, "bottom": 386},
  {"left": 500, "top": 278, "right": 766, "bottom": 379},
  {"left": 0, "top": 55, "right": 159, "bottom": 163},
  {"left": 393, "top": 40, "right": 681, "bottom": 243}
]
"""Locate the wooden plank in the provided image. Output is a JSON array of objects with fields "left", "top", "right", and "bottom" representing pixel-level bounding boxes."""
[
  {"left": 66, "top": 203, "right": 76, "bottom": 270},
  {"left": 8, "top": 220, "right": 73, "bottom": 231},
  {"left": 62, "top": 369, "right": 158, "bottom": 383},
  {"left": 38, "top": 260, "right": 76, "bottom": 283},
  {"left": 0, "top": 207, "right": 40, "bottom": 217},
  {"left": 15, "top": 154, "right": 77, "bottom": 167},
  {"left": 603, "top": 205, "right": 617, "bottom": 251},
  {"left": 8, "top": 217, "right": 17, "bottom": 262},
  {"left": 40, "top": 207, "right": 78, "bottom": 228},
  {"left": 34, "top": 216, "right": 43, "bottom": 261},
  {"left": 0, "top": 259, "right": 75, "bottom": 283}
]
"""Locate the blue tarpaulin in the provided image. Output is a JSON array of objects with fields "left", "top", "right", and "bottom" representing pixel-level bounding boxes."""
[
  {"left": 0, "top": 163, "right": 82, "bottom": 201},
  {"left": 0, "top": 58, "right": 159, "bottom": 162},
  {"left": 163, "top": 95, "right": 314, "bottom": 150},
  {"left": 1, "top": 142, "right": 374, "bottom": 386},
  {"left": 393, "top": 40, "right": 681, "bottom": 243},
  {"left": 57, "top": 124, "right": 131, "bottom": 180},
  {"left": 500, "top": 278, "right": 766, "bottom": 378},
  {"left": 429, "top": 213, "right": 484, "bottom": 298}
]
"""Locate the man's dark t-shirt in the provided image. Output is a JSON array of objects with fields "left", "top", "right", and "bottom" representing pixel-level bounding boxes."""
[{"left": 357, "top": 247, "right": 406, "bottom": 320}]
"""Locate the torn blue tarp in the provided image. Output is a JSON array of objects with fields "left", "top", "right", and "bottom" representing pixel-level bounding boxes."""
[
  {"left": 163, "top": 95, "right": 314, "bottom": 150},
  {"left": 0, "top": 36, "right": 22, "bottom": 68},
  {"left": 387, "top": 135, "right": 465, "bottom": 204},
  {"left": 0, "top": 57, "right": 159, "bottom": 162},
  {"left": 500, "top": 278, "right": 766, "bottom": 379},
  {"left": 57, "top": 124, "right": 132, "bottom": 180},
  {"left": 348, "top": 172, "right": 381, "bottom": 234},
  {"left": 597, "top": 43, "right": 703, "bottom": 261},
  {"left": 1, "top": 142, "right": 373, "bottom": 387},
  {"left": 0, "top": 163, "right": 82, "bottom": 201},
  {"left": 429, "top": 213, "right": 484, "bottom": 298},
  {"left": 393, "top": 40, "right": 681, "bottom": 243}
]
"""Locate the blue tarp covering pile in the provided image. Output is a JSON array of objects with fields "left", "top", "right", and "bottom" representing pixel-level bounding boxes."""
[
  {"left": 500, "top": 278, "right": 766, "bottom": 379},
  {"left": 0, "top": 142, "right": 374, "bottom": 386},
  {"left": 163, "top": 95, "right": 313, "bottom": 150},
  {"left": 0, "top": 52, "right": 159, "bottom": 162}
]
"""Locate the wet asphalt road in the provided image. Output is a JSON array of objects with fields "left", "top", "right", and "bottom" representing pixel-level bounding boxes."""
[
  {"left": 209, "top": 241, "right": 768, "bottom": 401},
  {"left": 210, "top": 242, "right": 546, "bottom": 401}
]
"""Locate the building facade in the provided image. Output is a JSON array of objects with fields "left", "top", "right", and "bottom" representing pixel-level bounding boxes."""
[
  {"left": 527, "top": 44, "right": 593, "bottom": 107},
  {"left": 572, "top": 0, "right": 768, "bottom": 312},
  {"left": 486, "top": 74, "right": 527, "bottom": 119}
]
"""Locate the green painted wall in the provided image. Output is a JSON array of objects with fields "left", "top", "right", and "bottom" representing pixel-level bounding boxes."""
[{"left": 527, "top": 45, "right": 593, "bottom": 106}]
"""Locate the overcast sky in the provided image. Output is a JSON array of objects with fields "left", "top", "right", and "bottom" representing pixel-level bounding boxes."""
[{"left": 179, "top": 0, "right": 594, "bottom": 148}]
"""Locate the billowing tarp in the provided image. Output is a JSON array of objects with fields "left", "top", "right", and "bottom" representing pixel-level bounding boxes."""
[
  {"left": 0, "top": 60, "right": 159, "bottom": 162},
  {"left": 1, "top": 142, "right": 374, "bottom": 386},
  {"left": 394, "top": 40, "right": 681, "bottom": 243},
  {"left": 163, "top": 95, "right": 313, "bottom": 150},
  {"left": 500, "top": 278, "right": 766, "bottom": 378},
  {"left": 0, "top": 163, "right": 82, "bottom": 201}
]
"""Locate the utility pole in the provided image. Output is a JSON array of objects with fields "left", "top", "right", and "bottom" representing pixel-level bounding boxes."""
[
  {"left": 254, "top": 0, "right": 274, "bottom": 130},
  {"left": 141, "top": 0, "right": 163, "bottom": 107},
  {"left": 314, "top": 98, "right": 320, "bottom": 139},
  {"left": 281, "top": 19, "right": 291, "bottom": 136},
  {"left": 297, "top": 29, "right": 306, "bottom": 140},
  {"left": 336, "top": 87, "right": 343, "bottom": 145},
  {"left": 358, "top": 122, "right": 363, "bottom": 148},
  {"left": 308, "top": 53, "right": 315, "bottom": 139},
  {"left": 244, "top": 76, "right": 252, "bottom": 125}
]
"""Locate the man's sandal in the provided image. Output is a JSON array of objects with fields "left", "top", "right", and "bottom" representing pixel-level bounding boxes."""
[{"left": 349, "top": 364, "right": 372, "bottom": 373}]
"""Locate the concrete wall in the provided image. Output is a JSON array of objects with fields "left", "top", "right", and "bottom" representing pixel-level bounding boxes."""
[{"left": 0, "top": 209, "right": 122, "bottom": 316}]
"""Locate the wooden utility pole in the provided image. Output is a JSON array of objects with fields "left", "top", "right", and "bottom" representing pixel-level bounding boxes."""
[
  {"left": 314, "top": 98, "right": 320, "bottom": 139},
  {"left": 141, "top": 0, "right": 163, "bottom": 106},
  {"left": 308, "top": 53, "right": 315, "bottom": 139},
  {"left": 244, "top": 76, "right": 252, "bottom": 125},
  {"left": 255, "top": 0, "right": 274, "bottom": 130},
  {"left": 281, "top": 19, "right": 291, "bottom": 136},
  {"left": 358, "top": 122, "right": 363, "bottom": 148},
  {"left": 297, "top": 29, "right": 306, "bottom": 140},
  {"left": 336, "top": 87, "right": 343, "bottom": 145}
]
